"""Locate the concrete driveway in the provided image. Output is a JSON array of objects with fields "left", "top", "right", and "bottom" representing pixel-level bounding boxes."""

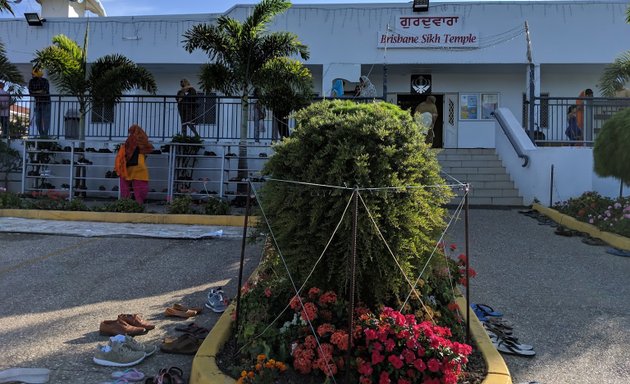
[
  {"left": 0, "top": 232, "right": 261, "bottom": 383},
  {"left": 449, "top": 208, "right": 630, "bottom": 384}
]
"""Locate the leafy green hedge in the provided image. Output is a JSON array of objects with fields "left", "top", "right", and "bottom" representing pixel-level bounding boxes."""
[{"left": 259, "top": 100, "right": 452, "bottom": 308}]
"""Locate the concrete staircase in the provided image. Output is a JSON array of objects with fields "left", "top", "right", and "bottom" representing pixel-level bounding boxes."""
[{"left": 436, "top": 148, "right": 524, "bottom": 206}]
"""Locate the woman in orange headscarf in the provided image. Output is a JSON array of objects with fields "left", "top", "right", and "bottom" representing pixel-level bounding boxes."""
[{"left": 114, "top": 124, "right": 154, "bottom": 204}]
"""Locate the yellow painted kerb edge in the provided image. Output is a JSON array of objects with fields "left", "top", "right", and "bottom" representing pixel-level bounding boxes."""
[
  {"left": 190, "top": 299, "right": 512, "bottom": 384},
  {"left": 0, "top": 209, "right": 258, "bottom": 227}
]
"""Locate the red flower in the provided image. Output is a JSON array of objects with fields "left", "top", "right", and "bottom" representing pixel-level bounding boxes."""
[
  {"left": 371, "top": 349, "right": 385, "bottom": 365},
  {"left": 330, "top": 330, "right": 349, "bottom": 351},
  {"left": 307, "top": 287, "right": 321, "bottom": 299},
  {"left": 378, "top": 371, "right": 391, "bottom": 384},
  {"left": 427, "top": 358, "right": 441, "bottom": 372},
  {"left": 387, "top": 354, "right": 404, "bottom": 370},
  {"left": 264, "top": 287, "right": 272, "bottom": 297},
  {"left": 413, "top": 358, "right": 426, "bottom": 372},
  {"left": 365, "top": 328, "right": 378, "bottom": 341},
  {"left": 317, "top": 323, "right": 335, "bottom": 337},
  {"left": 360, "top": 377, "right": 373, "bottom": 384},
  {"left": 447, "top": 302, "right": 459, "bottom": 312},
  {"left": 449, "top": 243, "right": 457, "bottom": 250},
  {"left": 304, "top": 335, "right": 317, "bottom": 350},
  {"left": 384, "top": 338, "right": 395, "bottom": 352},
  {"left": 300, "top": 302, "right": 318, "bottom": 322},
  {"left": 289, "top": 295, "right": 301, "bottom": 310},
  {"left": 318, "top": 291, "right": 337, "bottom": 306},
  {"left": 457, "top": 253, "right": 467, "bottom": 264},
  {"left": 397, "top": 379, "right": 411, "bottom": 384},
  {"left": 358, "top": 360, "right": 373, "bottom": 376}
]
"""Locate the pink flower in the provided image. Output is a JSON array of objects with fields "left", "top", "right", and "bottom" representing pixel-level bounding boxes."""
[{"left": 264, "top": 287, "right": 272, "bottom": 297}]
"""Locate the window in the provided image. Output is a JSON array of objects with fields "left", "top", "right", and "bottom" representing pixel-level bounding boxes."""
[
  {"left": 459, "top": 92, "right": 499, "bottom": 120},
  {"left": 196, "top": 93, "right": 217, "bottom": 125},
  {"left": 91, "top": 102, "right": 114, "bottom": 123}
]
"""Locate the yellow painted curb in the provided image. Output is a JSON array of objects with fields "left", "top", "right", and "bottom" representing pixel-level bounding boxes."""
[
  {"left": 0, "top": 209, "right": 258, "bottom": 227},
  {"left": 191, "top": 298, "right": 511, "bottom": 384},
  {"left": 455, "top": 296, "right": 512, "bottom": 384},
  {"left": 191, "top": 303, "right": 237, "bottom": 384},
  {"left": 532, "top": 203, "right": 630, "bottom": 251}
]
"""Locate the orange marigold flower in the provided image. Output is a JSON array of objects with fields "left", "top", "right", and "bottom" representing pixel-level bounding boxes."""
[
  {"left": 257, "top": 354, "right": 266, "bottom": 362},
  {"left": 255, "top": 363, "right": 262, "bottom": 371}
]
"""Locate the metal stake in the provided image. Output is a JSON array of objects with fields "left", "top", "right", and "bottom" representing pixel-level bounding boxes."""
[
  {"left": 234, "top": 180, "right": 252, "bottom": 351},
  {"left": 345, "top": 189, "right": 358, "bottom": 383},
  {"left": 464, "top": 184, "right": 471, "bottom": 344}
]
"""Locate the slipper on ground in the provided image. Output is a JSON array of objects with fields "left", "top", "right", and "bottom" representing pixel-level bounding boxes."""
[
  {"left": 0, "top": 368, "right": 50, "bottom": 384},
  {"left": 112, "top": 368, "right": 145, "bottom": 381},
  {"left": 582, "top": 236, "right": 607, "bottom": 246},
  {"left": 493, "top": 340, "right": 536, "bottom": 357},
  {"left": 471, "top": 303, "right": 503, "bottom": 317},
  {"left": 605, "top": 248, "right": 630, "bottom": 257}
]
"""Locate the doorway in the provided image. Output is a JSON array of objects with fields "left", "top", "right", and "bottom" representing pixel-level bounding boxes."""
[{"left": 397, "top": 94, "right": 444, "bottom": 148}]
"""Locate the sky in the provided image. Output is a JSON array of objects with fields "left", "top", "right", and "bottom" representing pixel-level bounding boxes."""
[{"left": 2, "top": 0, "right": 428, "bottom": 18}]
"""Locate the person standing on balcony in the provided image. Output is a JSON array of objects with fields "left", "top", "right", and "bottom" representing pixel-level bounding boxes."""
[
  {"left": 114, "top": 124, "right": 154, "bottom": 205},
  {"left": 176, "top": 79, "right": 199, "bottom": 137},
  {"left": 576, "top": 88, "right": 593, "bottom": 136},
  {"left": 27, "top": 67, "right": 51, "bottom": 137},
  {"left": 565, "top": 105, "right": 582, "bottom": 142},
  {"left": 254, "top": 97, "right": 266, "bottom": 142},
  {"left": 358, "top": 75, "right": 377, "bottom": 98},
  {"left": 0, "top": 81, "right": 9, "bottom": 138}
]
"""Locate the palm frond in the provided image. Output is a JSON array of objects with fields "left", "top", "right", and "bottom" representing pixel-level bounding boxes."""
[
  {"left": 33, "top": 44, "right": 87, "bottom": 95},
  {"left": 0, "top": 40, "right": 24, "bottom": 84},
  {"left": 0, "top": 0, "right": 14, "bottom": 15},
  {"left": 259, "top": 32, "right": 309, "bottom": 61},
  {"left": 244, "top": 0, "right": 291, "bottom": 36},
  {"left": 199, "top": 63, "right": 238, "bottom": 95},
  {"left": 598, "top": 51, "right": 630, "bottom": 96},
  {"left": 254, "top": 57, "right": 313, "bottom": 112},
  {"left": 89, "top": 54, "right": 157, "bottom": 103}
]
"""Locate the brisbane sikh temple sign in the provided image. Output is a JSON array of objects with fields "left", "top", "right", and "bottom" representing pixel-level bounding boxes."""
[{"left": 377, "top": 16, "right": 478, "bottom": 48}]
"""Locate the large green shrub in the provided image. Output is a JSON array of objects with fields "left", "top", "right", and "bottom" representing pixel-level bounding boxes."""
[
  {"left": 259, "top": 100, "right": 452, "bottom": 308},
  {"left": 594, "top": 107, "right": 630, "bottom": 185}
]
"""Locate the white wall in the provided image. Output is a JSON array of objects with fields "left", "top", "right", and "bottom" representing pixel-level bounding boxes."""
[{"left": 495, "top": 108, "right": 624, "bottom": 205}]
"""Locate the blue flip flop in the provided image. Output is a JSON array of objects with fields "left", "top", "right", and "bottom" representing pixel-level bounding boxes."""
[
  {"left": 471, "top": 303, "right": 503, "bottom": 317},
  {"left": 606, "top": 248, "right": 630, "bottom": 257}
]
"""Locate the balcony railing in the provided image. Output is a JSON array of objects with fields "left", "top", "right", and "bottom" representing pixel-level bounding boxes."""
[
  {"left": 5, "top": 94, "right": 290, "bottom": 142},
  {"left": 4, "top": 94, "right": 377, "bottom": 142},
  {"left": 532, "top": 96, "right": 630, "bottom": 146}
]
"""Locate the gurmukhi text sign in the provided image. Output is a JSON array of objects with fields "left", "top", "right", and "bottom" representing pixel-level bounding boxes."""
[{"left": 378, "top": 16, "right": 478, "bottom": 49}]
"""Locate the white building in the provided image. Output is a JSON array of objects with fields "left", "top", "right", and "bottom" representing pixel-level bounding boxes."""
[{"left": 1, "top": 0, "right": 628, "bottom": 204}]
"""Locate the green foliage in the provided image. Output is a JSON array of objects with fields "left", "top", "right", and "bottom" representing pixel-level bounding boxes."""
[
  {"left": 593, "top": 108, "right": 630, "bottom": 184},
  {"left": 0, "top": 191, "right": 22, "bottom": 208},
  {"left": 204, "top": 197, "right": 230, "bottom": 215},
  {"left": 168, "top": 195, "right": 195, "bottom": 214},
  {"left": 96, "top": 198, "right": 145, "bottom": 213},
  {"left": 65, "top": 198, "right": 90, "bottom": 211},
  {"left": 598, "top": 7, "right": 630, "bottom": 96},
  {"left": 0, "top": 40, "right": 24, "bottom": 85},
  {"left": 0, "top": 140, "right": 21, "bottom": 174},
  {"left": 259, "top": 100, "right": 452, "bottom": 308}
]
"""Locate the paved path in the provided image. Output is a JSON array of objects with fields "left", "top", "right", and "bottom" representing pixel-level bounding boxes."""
[
  {"left": 448, "top": 208, "right": 630, "bottom": 384},
  {"left": 1, "top": 210, "right": 629, "bottom": 383},
  {"left": 0, "top": 222, "right": 261, "bottom": 383}
]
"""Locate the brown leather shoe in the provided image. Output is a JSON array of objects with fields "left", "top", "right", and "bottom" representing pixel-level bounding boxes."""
[
  {"left": 118, "top": 314, "right": 156, "bottom": 330},
  {"left": 99, "top": 319, "right": 146, "bottom": 336},
  {"left": 164, "top": 307, "right": 198, "bottom": 319}
]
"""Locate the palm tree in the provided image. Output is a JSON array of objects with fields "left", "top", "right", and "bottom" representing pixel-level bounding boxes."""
[
  {"left": 255, "top": 57, "right": 313, "bottom": 139},
  {"left": 32, "top": 33, "right": 157, "bottom": 139},
  {"left": 0, "top": 1, "right": 15, "bottom": 15},
  {"left": 598, "top": 7, "right": 630, "bottom": 96},
  {"left": 182, "top": 0, "right": 309, "bottom": 192},
  {"left": 0, "top": 41, "right": 24, "bottom": 86}
]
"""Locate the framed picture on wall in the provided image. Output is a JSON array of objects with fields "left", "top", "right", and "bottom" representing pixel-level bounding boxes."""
[{"left": 459, "top": 93, "right": 478, "bottom": 120}]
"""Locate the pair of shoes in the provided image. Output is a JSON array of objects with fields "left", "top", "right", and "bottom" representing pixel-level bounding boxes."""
[
  {"left": 145, "top": 366, "right": 185, "bottom": 384},
  {"left": 204, "top": 151, "right": 216, "bottom": 156},
  {"left": 554, "top": 226, "right": 575, "bottom": 237},
  {"left": 111, "top": 368, "right": 145, "bottom": 382},
  {"left": 0, "top": 368, "right": 50, "bottom": 384},
  {"left": 160, "top": 334, "right": 201, "bottom": 355},
  {"left": 99, "top": 314, "right": 154, "bottom": 336},
  {"left": 118, "top": 314, "right": 156, "bottom": 330},
  {"left": 170, "top": 322, "right": 209, "bottom": 340},
  {"left": 205, "top": 288, "right": 228, "bottom": 313},
  {"left": 93, "top": 335, "right": 155, "bottom": 367},
  {"left": 164, "top": 304, "right": 202, "bottom": 318},
  {"left": 581, "top": 236, "right": 606, "bottom": 246}
]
